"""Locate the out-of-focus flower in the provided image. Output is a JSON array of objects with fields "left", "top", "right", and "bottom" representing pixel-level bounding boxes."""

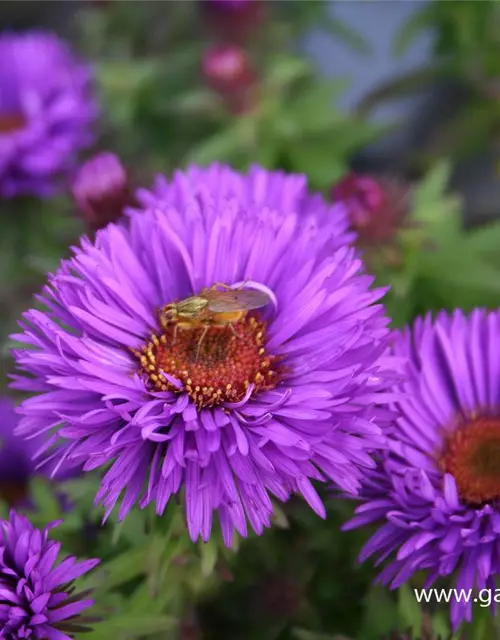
[
  {"left": 0, "top": 31, "right": 97, "bottom": 199},
  {"left": 71, "top": 152, "right": 134, "bottom": 232},
  {"left": 202, "top": 0, "right": 265, "bottom": 42},
  {"left": 202, "top": 44, "right": 257, "bottom": 114},
  {"left": 0, "top": 398, "right": 34, "bottom": 506},
  {"left": 0, "top": 509, "right": 99, "bottom": 638},
  {"left": 331, "top": 172, "right": 411, "bottom": 246},
  {"left": 0, "top": 397, "right": 77, "bottom": 509},
  {"left": 345, "top": 309, "right": 500, "bottom": 630},
  {"left": 12, "top": 164, "right": 396, "bottom": 546}
]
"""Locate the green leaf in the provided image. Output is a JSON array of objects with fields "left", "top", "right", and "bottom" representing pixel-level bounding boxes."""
[
  {"left": 265, "top": 55, "right": 312, "bottom": 88},
  {"left": 80, "top": 544, "right": 149, "bottom": 593},
  {"left": 200, "top": 539, "right": 218, "bottom": 578},
  {"left": 185, "top": 124, "right": 243, "bottom": 166},
  {"left": 359, "top": 585, "right": 397, "bottom": 639},
  {"left": 277, "top": 81, "right": 350, "bottom": 139},
  {"left": 397, "top": 583, "right": 422, "bottom": 636},
  {"left": 393, "top": 6, "right": 435, "bottom": 56},
  {"left": 324, "top": 16, "right": 371, "bottom": 55},
  {"left": 163, "top": 89, "right": 217, "bottom": 115},
  {"left": 84, "top": 615, "right": 177, "bottom": 640},
  {"left": 29, "top": 479, "right": 62, "bottom": 525}
]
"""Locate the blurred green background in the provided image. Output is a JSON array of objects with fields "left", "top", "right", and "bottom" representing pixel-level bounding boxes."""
[{"left": 3, "top": 2, "right": 500, "bottom": 639}]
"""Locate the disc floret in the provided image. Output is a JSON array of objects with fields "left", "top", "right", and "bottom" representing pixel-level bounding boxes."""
[{"left": 136, "top": 315, "right": 280, "bottom": 408}]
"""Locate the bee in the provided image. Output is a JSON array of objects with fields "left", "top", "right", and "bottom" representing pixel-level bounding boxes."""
[{"left": 160, "top": 282, "right": 271, "bottom": 358}]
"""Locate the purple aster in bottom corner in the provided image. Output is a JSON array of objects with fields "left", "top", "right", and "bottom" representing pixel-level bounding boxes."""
[
  {"left": 0, "top": 509, "right": 99, "bottom": 639},
  {"left": 12, "top": 163, "right": 398, "bottom": 546},
  {"left": 345, "top": 309, "right": 500, "bottom": 631},
  {"left": 0, "top": 31, "right": 97, "bottom": 199}
]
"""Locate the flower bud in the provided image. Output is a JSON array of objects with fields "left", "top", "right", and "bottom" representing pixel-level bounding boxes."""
[
  {"left": 202, "top": 44, "right": 257, "bottom": 114},
  {"left": 332, "top": 172, "right": 411, "bottom": 246},
  {"left": 71, "top": 152, "right": 133, "bottom": 232}
]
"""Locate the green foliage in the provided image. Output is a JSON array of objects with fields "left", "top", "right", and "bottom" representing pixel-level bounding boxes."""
[{"left": 374, "top": 160, "right": 500, "bottom": 327}]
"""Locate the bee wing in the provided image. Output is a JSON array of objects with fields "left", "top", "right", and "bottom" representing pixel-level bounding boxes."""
[{"left": 206, "top": 290, "right": 271, "bottom": 313}]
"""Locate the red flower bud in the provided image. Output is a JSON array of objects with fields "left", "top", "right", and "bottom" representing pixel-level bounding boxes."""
[
  {"left": 71, "top": 152, "right": 134, "bottom": 232},
  {"left": 202, "top": 44, "right": 257, "bottom": 114},
  {"left": 332, "top": 172, "right": 411, "bottom": 246}
]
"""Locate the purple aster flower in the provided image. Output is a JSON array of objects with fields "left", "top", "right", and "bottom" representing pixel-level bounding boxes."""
[
  {"left": 0, "top": 509, "right": 99, "bottom": 638},
  {"left": 0, "top": 31, "right": 97, "bottom": 199},
  {"left": 71, "top": 152, "right": 134, "bottom": 232},
  {"left": 345, "top": 309, "right": 500, "bottom": 630},
  {"left": 12, "top": 164, "right": 396, "bottom": 546}
]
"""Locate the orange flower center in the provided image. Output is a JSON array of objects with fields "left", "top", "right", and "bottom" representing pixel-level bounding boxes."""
[
  {"left": 135, "top": 315, "right": 280, "bottom": 409},
  {"left": 0, "top": 112, "right": 26, "bottom": 134},
  {"left": 441, "top": 417, "right": 500, "bottom": 504}
]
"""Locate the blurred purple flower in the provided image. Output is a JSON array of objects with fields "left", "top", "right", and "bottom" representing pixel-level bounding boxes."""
[
  {"left": 345, "top": 309, "right": 500, "bottom": 630},
  {"left": 71, "top": 152, "right": 134, "bottom": 232},
  {"left": 0, "top": 31, "right": 97, "bottom": 199},
  {"left": 12, "top": 164, "right": 396, "bottom": 546},
  {"left": 0, "top": 397, "right": 76, "bottom": 509},
  {"left": 0, "top": 398, "right": 34, "bottom": 507},
  {"left": 0, "top": 509, "right": 99, "bottom": 638}
]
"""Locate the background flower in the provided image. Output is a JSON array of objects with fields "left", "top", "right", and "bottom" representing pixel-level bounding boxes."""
[
  {"left": 345, "top": 309, "right": 500, "bottom": 630},
  {"left": 71, "top": 151, "right": 134, "bottom": 232},
  {"left": 0, "top": 509, "right": 99, "bottom": 639},
  {"left": 12, "top": 164, "right": 396, "bottom": 547},
  {"left": 0, "top": 397, "right": 34, "bottom": 507},
  {"left": 0, "top": 31, "right": 97, "bottom": 199}
]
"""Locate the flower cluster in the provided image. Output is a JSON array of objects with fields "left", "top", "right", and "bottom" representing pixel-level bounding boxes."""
[
  {"left": 0, "top": 31, "right": 96, "bottom": 199},
  {"left": 12, "top": 163, "right": 396, "bottom": 547}
]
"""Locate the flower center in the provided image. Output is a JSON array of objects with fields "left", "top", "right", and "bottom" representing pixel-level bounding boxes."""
[
  {"left": 441, "top": 417, "right": 500, "bottom": 504},
  {"left": 135, "top": 315, "right": 280, "bottom": 409},
  {"left": 0, "top": 112, "right": 25, "bottom": 134}
]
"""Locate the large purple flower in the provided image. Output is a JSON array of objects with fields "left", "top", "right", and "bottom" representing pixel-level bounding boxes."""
[
  {"left": 12, "top": 164, "right": 396, "bottom": 546},
  {"left": 0, "top": 509, "right": 99, "bottom": 639},
  {"left": 0, "top": 31, "right": 96, "bottom": 199},
  {"left": 345, "top": 309, "right": 500, "bottom": 630}
]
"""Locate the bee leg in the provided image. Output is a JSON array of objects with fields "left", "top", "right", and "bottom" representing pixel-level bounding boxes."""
[
  {"left": 171, "top": 322, "right": 180, "bottom": 345},
  {"left": 227, "top": 322, "right": 243, "bottom": 341},
  {"left": 195, "top": 324, "right": 210, "bottom": 361},
  {"left": 212, "top": 281, "right": 247, "bottom": 292}
]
